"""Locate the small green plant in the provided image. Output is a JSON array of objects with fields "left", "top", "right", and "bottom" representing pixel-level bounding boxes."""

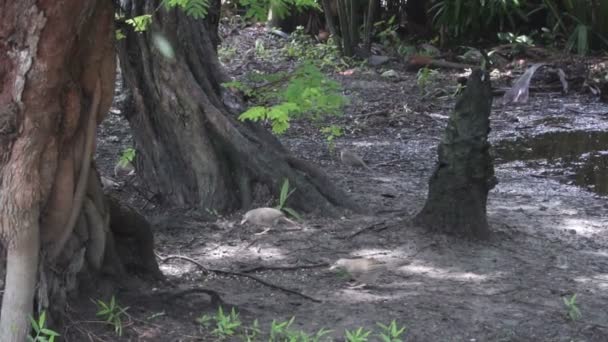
[
  {"left": 274, "top": 179, "right": 301, "bottom": 220},
  {"left": 563, "top": 294, "right": 582, "bottom": 321},
  {"left": 396, "top": 44, "right": 417, "bottom": 58},
  {"left": 28, "top": 311, "right": 60, "bottom": 342},
  {"left": 254, "top": 39, "right": 269, "bottom": 59},
  {"left": 125, "top": 14, "right": 152, "bottom": 32},
  {"left": 236, "top": 62, "right": 346, "bottom": 134},
  {"left": 374, "top": 16, "right": 400, "bottom": 47},
  {"left": 269, "top": 317, "right": 332, "bottom": 342},
  {"left": 218, "top": 46, "right": 237, "bottom": 63},
  {"left": 118, "top": 147, "right": 136, "bottom": 168},
  {"left": 320, "top": 125, "right": 343, "bottom": 151},
  {"left": 94, "top": 296, "right": 129, "bottom": 336},
  {"left": 416, "top": 67, "right": 439, "bottom": 93},
  {"left": 197, "top": 307, "right": 242, "bottom": 339},
  {"left": 376, "top": 320, "right": 406, "bottom": 342},
  {"left": 242, "top": 319, "right": 261, "bottom": 342},
  {"left": 282, "top": 26, "right": 346, "bottom": 71},
  {"left": 345, "top": 327, "right": 372, "bottom": 342}
]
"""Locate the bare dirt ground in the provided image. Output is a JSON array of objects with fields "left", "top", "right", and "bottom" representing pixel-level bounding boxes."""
[{"left": 75, "top": 24, "right": 608, "bottom": 341}]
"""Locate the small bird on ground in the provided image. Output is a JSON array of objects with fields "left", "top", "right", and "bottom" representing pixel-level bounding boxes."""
[
  {"left": 329, "top": 257, "right": 386, "bottom": 285},
  {"left": 340, "top": 149, "right": 372, "bottom": 171},
  {"left": 240, "top": 207, "right": 297, "bottom": 226},
  {"left": 114, "top": 161, "right": 135, "bottom": 178}
]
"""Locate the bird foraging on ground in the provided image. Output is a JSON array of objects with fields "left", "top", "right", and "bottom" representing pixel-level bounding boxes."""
[
  {"left": 329, "top": 257, "right": 386, "bottom": 285},
  {"left": 240, "top": 207, "right": 297, "bottom": 226},
  {"left": 114, "top": 161, "right": 135, "bottom": 178},
  {"left": 340, "top": 149, "right": 372, "bottom": 171}
]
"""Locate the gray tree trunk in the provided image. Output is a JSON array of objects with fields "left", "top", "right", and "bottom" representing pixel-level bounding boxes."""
[
  {"left": 116, "top": 0, "right": 359, "bottom": 214},
  {"left": 413, "top": 69, "right": 497, "bottom": 239}
]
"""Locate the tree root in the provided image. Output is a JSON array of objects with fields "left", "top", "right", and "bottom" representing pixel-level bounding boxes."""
[{"left": 159, "top": 255, "right": 322, "bottom": 303}]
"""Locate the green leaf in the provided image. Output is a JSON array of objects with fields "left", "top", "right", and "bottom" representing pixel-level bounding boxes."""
[
  {"left": 125, "top": 14, "right": 152, "bottom": 32},
  {"left": 282, "top": 207, "right": 301, "bottom": 220},
  {"left": 40, "top": 329, "right": 60, "bottom": 337},
  {"left": 162, "top": 0, "right": 210, "bottom": 19}
]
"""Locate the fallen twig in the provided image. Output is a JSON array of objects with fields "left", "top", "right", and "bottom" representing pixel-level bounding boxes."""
[
  {"left": 159, "top": 255, "right": 322, "bottom": 303},
  {"left": 347, "top": 220, "right": 387, "bottom": 239},
  {"left": 238, "top": 262, "right": 329, "bottom": 273}
]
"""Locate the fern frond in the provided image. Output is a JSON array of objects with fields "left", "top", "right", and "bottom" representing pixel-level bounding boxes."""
[{"left": 163, "top": 0, "right": 209, "bottom": 19}]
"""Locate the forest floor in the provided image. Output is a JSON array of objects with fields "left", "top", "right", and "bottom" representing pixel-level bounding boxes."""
[{"left": 82, "top": 23, "right": 608, "bottom": 341}]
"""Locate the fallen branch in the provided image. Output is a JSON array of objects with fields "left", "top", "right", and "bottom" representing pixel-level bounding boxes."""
[
  {"left": 406, "top": 55, "right": 476, "bottom": 71},
  {"left": 238, "top": 262, "right": 329, "bottom": 273},
  {"left": 347, "top": 220, "right": 387, "bottom": 239},
  {"left": 159, "top": 255, "right": 322, "bottom": 303}
]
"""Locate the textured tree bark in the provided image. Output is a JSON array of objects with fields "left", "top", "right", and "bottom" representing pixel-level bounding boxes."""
[
  {"left": 0, "top": 1, "right": 160, "bottom": 340},
  {"left": 413, "top": 69, "right": 497, "bottom": 239},
  {"left": 116, "top": 0, "right": 358, "bottom": 215}
]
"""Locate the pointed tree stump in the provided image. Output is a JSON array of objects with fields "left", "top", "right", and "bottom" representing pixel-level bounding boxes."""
[{"left": 413, "top": 69, "right": 497, "bottom": 239}]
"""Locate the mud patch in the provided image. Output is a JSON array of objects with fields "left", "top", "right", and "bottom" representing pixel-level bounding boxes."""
[{"left": 495, "top": 130, "right": 608, "bottom": 196}]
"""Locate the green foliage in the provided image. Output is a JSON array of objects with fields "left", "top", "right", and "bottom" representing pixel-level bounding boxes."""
[
  {"left": 198, "top": 307, "right": 243, "bottom": 339},
  {"left": 239, "top": 0, "right": 320, "bottom": 22},
  {"left": 274, "top": 178, "right": 301, "bottom": 220},
  {"left": 541, "top": 0, "right": 608, "bottom": 54},
  {"left": 376, "top": 320, "right": 406, "bottom": 342},
  {"left": 282, "top": 26, "right": 347, "bottom": 71},
  {"left": 94, "top": 296, "right": 129, "bottom": 337},
  {"left": 242, "top": 319, "right": 262, "bottom": 342},
  {"left": 197, "top": 307, "right": 406, "bottom": 341},
  {"left": 396, "top": 44, "right": 418, "bottom": 58},
  {"left": 269, "top": 317, "right": 332, "bottom": 342},
  {"left": 254, "top": 39, "right": 270, "bottom": 59},
  {"left": 118, "top": 147, "right": 136, "bottom": 168},
  {"left": 28, "top": 311, "right": 60, "bottom": 342},
  {"left": 115, "top": 29, "right": 126, "bottom": 41},
  {"left": 218, "top": 46, "right": 237, "bottom": 63},
  {"left": 235, "top": 62, "right": 346, "bottom": 134},
  {"left": 430, "top": 0, "right": 527, "bottom": 39},
  {"left": 162, "top": 0, "right": 209, "bottom": 19},
  {"left": 374, "top": 16, "right": 400, "bottom": 47},
  {"left": 320, "top": 125, "right": 343, "bottom": 151},
  {"left": 563, "top": 294, "right": 582, "bottom": 321},
  {"left": 345, "top": 327, "right": 372, "bottom": 342},
  {"left": 125, "top": 14, "right": 152, "bottom": 32},
  {"left": 416, "top": 67, "right": 439, "bottom": 93}
]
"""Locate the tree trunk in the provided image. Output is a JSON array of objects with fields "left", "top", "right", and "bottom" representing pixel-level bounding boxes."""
[
  {"left": 0, "top": 1, "right": 160, "bottom": 340},
  {"left": 116, "top": 0, "right": 358, "bottom": 215},
  {"left": 413, "top": 69, "right": 497, "bottom": 239}
]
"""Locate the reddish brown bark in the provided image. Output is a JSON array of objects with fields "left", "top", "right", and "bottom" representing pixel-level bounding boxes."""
[{"left": 0, "top": 1, "right": 135, "bottom": 340}]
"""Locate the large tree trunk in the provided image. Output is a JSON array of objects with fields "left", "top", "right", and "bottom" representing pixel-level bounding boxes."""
[
  {"left": 116, "top": 0, "right": 358, "bottom": 214},
  {"left": 413, "top": 69, "right": 497, "bottom": 239},
  {"left": 0, "top": 1, "right": 160, "bottom": 340}
]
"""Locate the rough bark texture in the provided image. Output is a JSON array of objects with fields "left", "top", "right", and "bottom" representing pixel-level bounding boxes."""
[
  {"left": 116, "top": 0, "right": 358, "bottom": 215},
  {"left": 413, "top": 69, "right": 497, "bottom": 239},
  {"left": 0, "top": 1, "right": 160, "bottom": 340}
]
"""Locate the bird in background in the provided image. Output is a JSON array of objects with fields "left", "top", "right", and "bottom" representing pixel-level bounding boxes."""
[{"left": 339, "top": 149, "right": 373, "bottom": 171}]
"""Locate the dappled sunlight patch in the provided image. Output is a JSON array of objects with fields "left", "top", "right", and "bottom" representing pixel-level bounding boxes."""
[
  {"left": 202, "top": 244, "right": 289, "bottom": 263},
  {"left": 329, "top": 288, "right": 418, "bottom": 303},
  {"left": 558, "top": 218, "right": 606, "bottom": 237},
  {"left": 159, "top": 262, "right": 189, "bottom": 276},
  {"left": 574, "top": 274, "right": 608, "bottom": 291},
  {"left": 396, "top": 263, "right": 493, "bottom": 282}
]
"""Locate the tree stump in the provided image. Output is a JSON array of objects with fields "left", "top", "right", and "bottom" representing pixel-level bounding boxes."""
[{"left": 413, "top": 69, "right": 497, "bottom": 239}]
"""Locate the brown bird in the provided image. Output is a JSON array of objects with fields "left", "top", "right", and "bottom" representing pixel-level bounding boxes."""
[
  {"left": 340, "top": 149, "right": 372, "bottom": 171},
  {"left": 240, "top": 207, "right": 296, "bottom": 226},
  {"left": 329, "top": 257, "right": 386, "bottom": 285}
]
